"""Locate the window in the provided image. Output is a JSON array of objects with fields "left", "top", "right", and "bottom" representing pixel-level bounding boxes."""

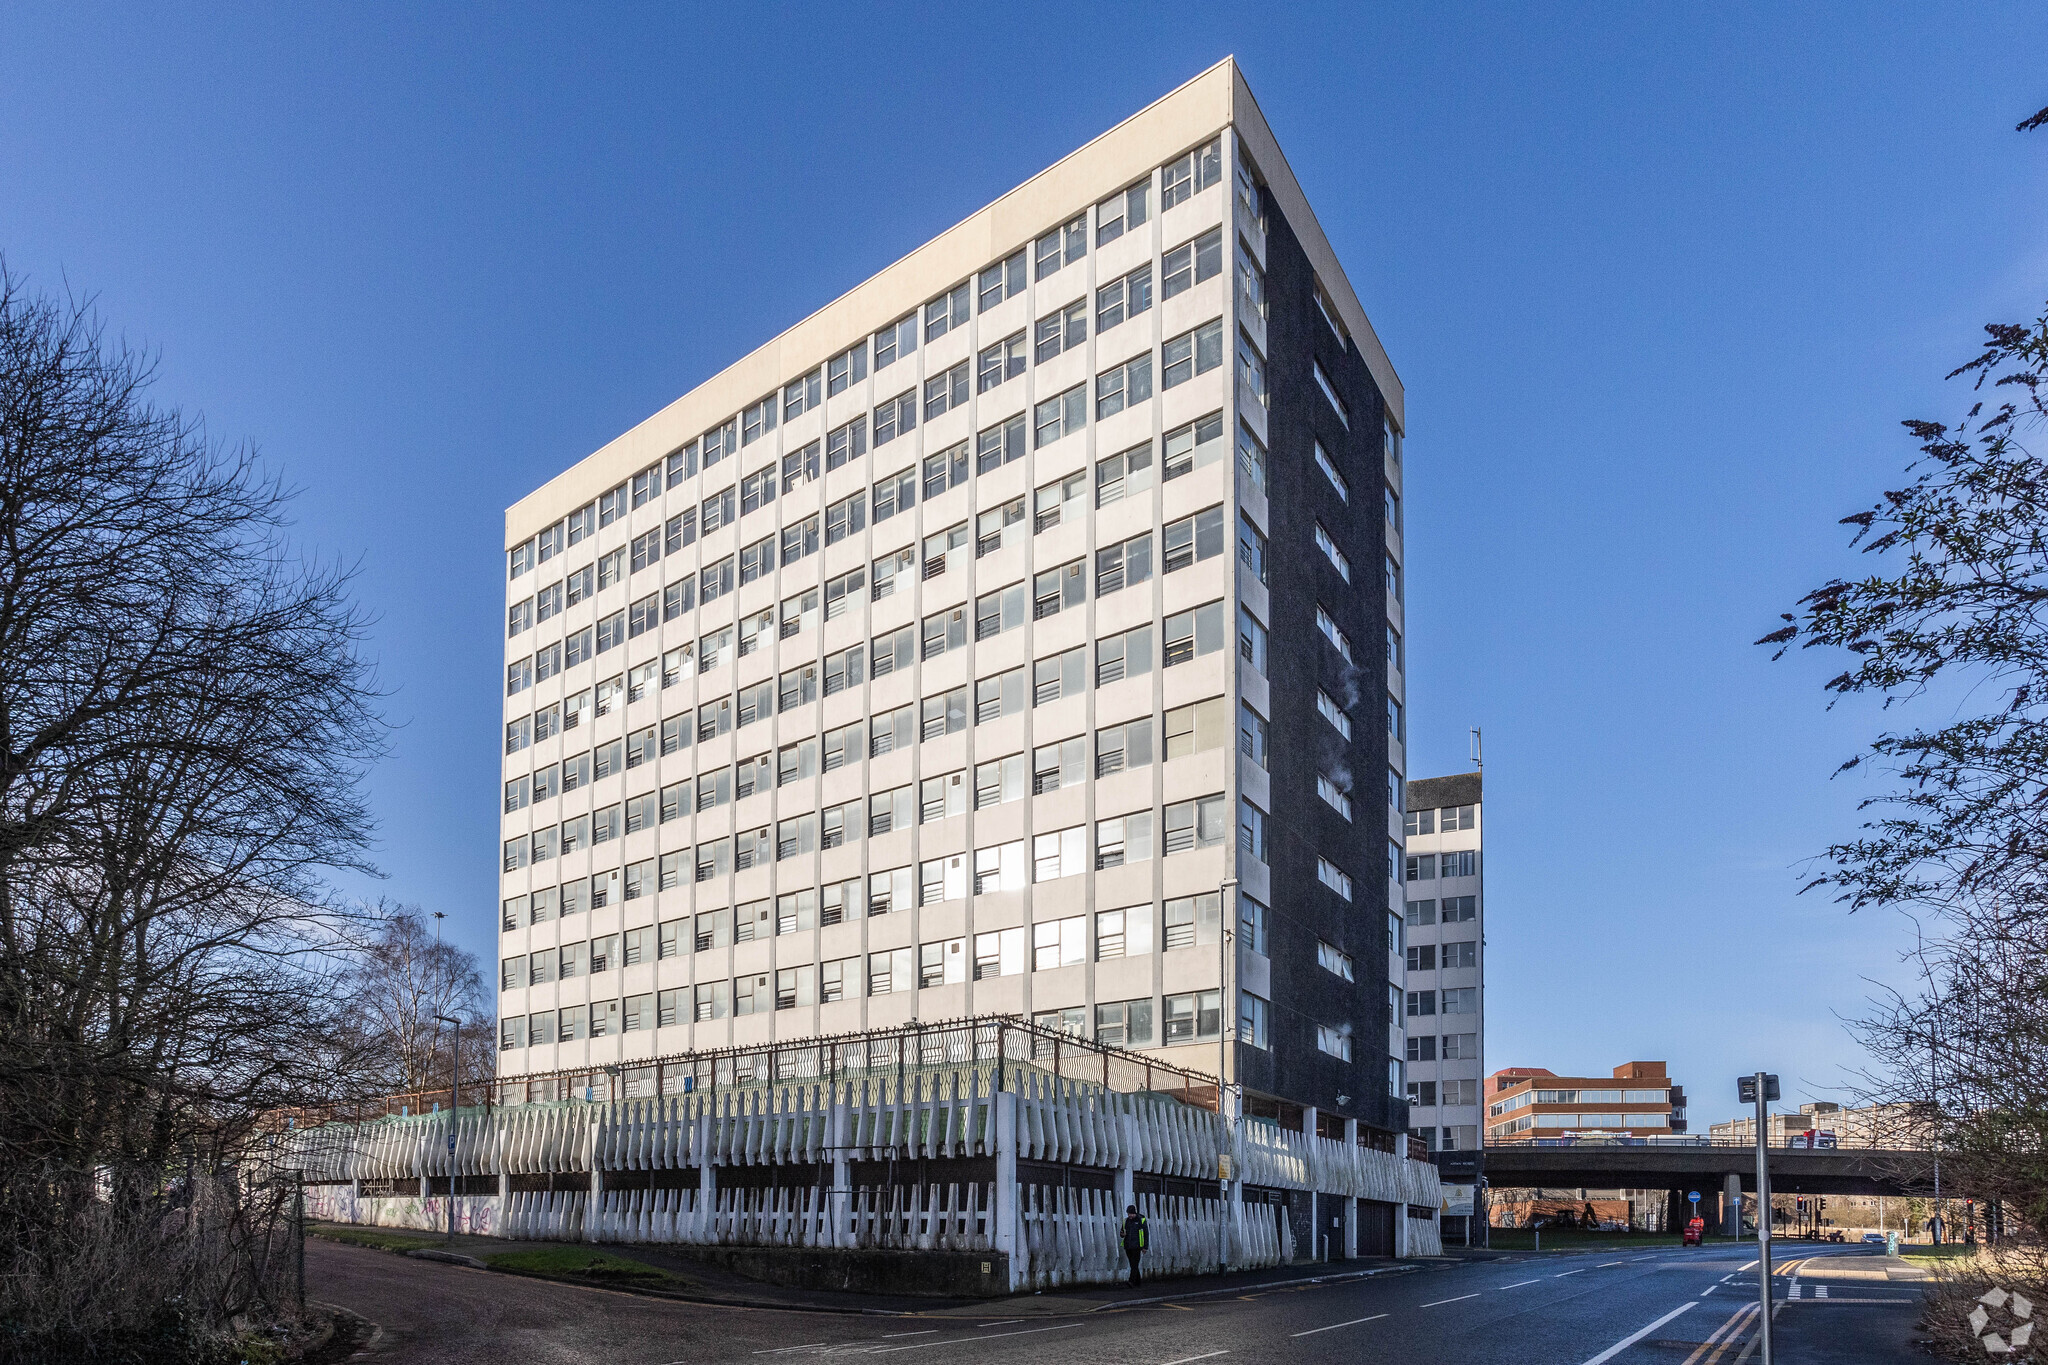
[
  {"left": 1238, "top": 797, "right": 1269, "bottom": 862},
  {"left": 1096, "top": 623, "right": 1153, "bottom": 685},
  {"left": 1031, "top": 736, "right": 1085, "bottom": 795},
  {"left": 1160, "top": 137, "right": 1221, "bottom": 210},
  {"left": 1163, "top": 794, "right": 1227, "bottom": 854},
  {"left": 1387, "top": 695, "right": 1404, "bottom": 741},
  {"left": 1316, "top": 606, "right": 1353, "bottom": 661},
  {"left": 779, "top": 368, "right": 821, "bottom": 422},
  {"left": 1442, "top": 987, "right": 1478, "bottom": 1015},
  {"left": 1316, "top": 939, "right": 1355, "bottom": 983},
  {"left": 976, "top": 496, "right": 1025, "bottom": 556},
  {"left": 1162, "top": 227, "right": 1222, "bottom": 300},
  {"left": 507, "top": 657, "right": 533, "bottom": 696},
  {"left": 779, "top": 514, "right": 819, "bottom": 566},
  {"left": 1032, "top": 646, "right": 1085, "bottom": 705},
  {"left": 1407, "top": 990, "right": 1436, "bottom": 1018},
  {"left": 1096, "top": 179, "right": 1149, "bottom": 244},
  {"left": 873, "top": 314, "right": 917, "bottom": 370},
  {"left": 1312, "top": 1026, "right": 1350, "bottom": 1062},
  {"left": 1162, "top": 412, "right": 1224, "bottom": 481},
  {"left": 1442, "top": 849, "right": 1477, "bottom": 877},
  {"left": 699, "top": 486, "right": 736, "bottom": 536},
  {"left": 824, "top": 416, "right": 869, "bottom": 475},
  {"left": 920, "top": 686, "right": 966, "bottom": 741},
  {"left": 1096, "top": 263, "right": 1153, "bottom": 333},
  {"left": 662, "top": 575, "right": 695, "bottom": 624},
  {"left": 1313, "top": 360, "right": 1349, "bottom": 427},
  {"left": 975, "top": 666, "right": 1026, "bottom": 723},
  {"left": 739, "top": 535, "right": 774, "bottom": 585},
  {"left": 506, "top": 716, "right": 532, "bottom": 755},
  {"left": 1443, "top": 895, "right": 1478, "bottom": 923},
  {"left": 1161, "top": 601, "right": 1225, "bottom": 667},
  {"left": 972, "top": 583, "right": 1025, "bottom": 642},
  {"left": 1163, "top": 697, "right": 1225, "bottom": 760},
  {"left": 868, "top": 786, "right": 913, "bottom": 837},
  {"left": 978, "top": 249, "right": 1026, "bottom": 311},
  {"left": 973, "top": 753, "right": 1025, "bottom": 809},
  {"left": 1033, "top": 385, "right": 1086, "bottom": 448},
  {"left": 1238, "top": 606, "right": 1268, "bottom": 674},
  {"left": 1237, "top": 238, "right": 1266, "bottom": 319},
  {"left": 870, "top": 624, "right": 916, "bottom": 678},
  {"left": 1096, "top": 442, "right": 1153, "bottom": 508},
  {"left": 1096, "top": 906, "right": 1154, "bottom": 960},
  {"left": 535, "top": 580, "right": 563, "bottom": 624},
  {"left": 1385, "top": 552, "right": 1402, "bottom": 602},
  {"left": 508, "top": 598, "right": 532, "bottom": 637},
  {"left": 1237, "top": 332, "right": 1267, "bottom": 408},
  {"left": 1095, "top": 533, "right": 1152, "bottom": 596},
  {"left": 1385, "top": 483, "right": 1401, "bottom": 533},
  {"left": 922, "top": 443, "right": 968, "bottom": 500},
  {"left": 1387, "top": 623, "right": 1404, "bottom": 672},
  {"left": 1316, "top": 689, "right": 1351, "bottom": 739},
  {"left": 1442, "top": 940, "right": 1478, "bottom": 969},
  {"left": 1031, "top": 560, "right": 1085, "bottom": 621},
  {"left": 1315, "top": 524, "right": 1352, "bottom": 581},
  {"left": 1032, "top": 916, "right": 1087, "bottom": 971},
  {"left": 923, "top": 361, "right": 969, "bottom": 420},
  {"left": 739, "top": 465, "right": 776, "bottom": 516},
  {"left": 1163, "top": 990, "right": 1222, "bottom": 1044},
  {"left": 1162, "top": 320, "right": 1225, "bottom": 389},
  {"left": 923, "top": 604, "right": 969, "bottom": 660},
  {"left": 1238, "top": 515, "right": 1268, "bottom": 585},
  {"left": 1095, "top": 352, "right": 1152, "bottom": 419},
  {"left": 973, "top": 927, "right": 1025, "bottom": 980},
  {"left": 700, "top": 556, "right": 734, "bottom": 604},
  {"left": 1097, "top": 717, "right": 1152, "bottom": 776},
  {"left": 1093, "top": 811, "right": 1153, "bottom": 869},
  {"left": 777, "top": 662, "right": 818, "bottom": 712},
  {"left": 741, "top": 392, "right": 778, "bottom": 446},
  {"left": 923, "top": 280, "right": 970, "bottom": 342},
  {"left": 975, "top": 412, "right": 1025, "bottom": 473},
  {"left": 823, "top": 643, "right": 864, "bottom": 697},
  {"left": 1031, "top": 827, "right": 1086, "bottom": 881},
  {"left": 1318, "top": 773, "right": 1353, "bottom": 820},
  {"left": 564, "top": 563, "right": 594, "bottom": 607},
  {"left": 1241, "top": 994, "right": 1272, "bottom": 1049},
  {"left": 1162, "top": 506, "right": 1225, "bottom": 574},
  {"left": 871, "top": 467, "right": 915, "bottom": 526},
  {"left": 1237, "top": 423, "right": 1268, "bottom": 493},
  {"left": 509, "top": 542, "right": 532, "bottom": 579},
  {"left": 972, "top": 841, "right": 1026, "bottom": 895},
  {"left": 1034, "top": 214, "right": 1086, "bottom": 280},
  {"left": 826, "top": 490, "right": 866, "bottom": 545},
  {"left": 874, "top": 390, "right": 917, "bottom": 446},
  {"left": 977, "top": 332, "right": 1026, "bottom": 392},
  {"left": 541, "top": 519, "right": 568, "bottom": 559},
  {"left": 1034, "top": 297, "right": 1087, "bottom": 364},
  {"left": 1318, "top": 857, "right": 1354, "bottom": 901}
]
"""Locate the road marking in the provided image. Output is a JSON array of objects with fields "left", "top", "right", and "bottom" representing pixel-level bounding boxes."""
[
  {"left": 1579, "top": 1301, "right": 1697, "bottom": 1365},
  {"left": 1158, "top": 1353, "right": 1228, "bottom": 1364},
  {"left": 1289, "top": 1313, "right": 1388, "bottom": 1338},
  {"left": 753, "top": 1347, "right": 829, "bottom": 1355},
  {"left": 1600, "top": 1261, "right": 1625, "bottom": 1267},
  {"left": 1631, "top": 1254, "right": 1658, "bottom": 1261},
  {"left": 1702, "top": 1285, "right": 1715, "bottom": 1295},
  {"left": 882, "top": 1331, "right": 939, "bottom": 1338},
  {"left": 1553, "top": 1268, "right": 1587, "bottom": 1277},
  {"left": 869, "top": 1323, "right": 1083, "bottom": 1354},
  {"left": 1680, "top": 1302, "right": 1759, "bottom": 1365},
  {"left": 1161, "top": 1303, "right": 1194, "bottom": 1312},
  {"left": 1498, "top": 1279, "right": 1540, "bottom": 1289},
  {"left": 1419, "top": 1294, "right": 1481, "bottom": 1308}
]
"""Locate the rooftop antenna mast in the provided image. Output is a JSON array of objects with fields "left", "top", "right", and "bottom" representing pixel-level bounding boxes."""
[{"left": 1470, "top": 727, "right": 1483, "bottom": 771}]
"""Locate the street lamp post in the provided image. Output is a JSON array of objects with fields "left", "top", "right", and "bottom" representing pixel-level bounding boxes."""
[{"left": 436, "top": 1014, "right": 461, "bottom": 1244}]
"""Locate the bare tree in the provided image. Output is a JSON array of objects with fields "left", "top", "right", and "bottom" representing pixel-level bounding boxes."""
[
  {"left": 0, "top": 263, "right": 385, "bottom": 1359},
  {"left": 340, "top": 902, "right": 491, "bottom": 1099}
]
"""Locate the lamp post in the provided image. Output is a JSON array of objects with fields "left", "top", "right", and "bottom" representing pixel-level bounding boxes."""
[{"left": 436, "top": 1014, "right": 461, "bottom": 1244}]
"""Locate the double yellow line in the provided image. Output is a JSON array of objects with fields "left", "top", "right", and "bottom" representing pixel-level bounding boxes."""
[{"left": 1683, "top": 1254, "right": 1811, "bottom": 1364}]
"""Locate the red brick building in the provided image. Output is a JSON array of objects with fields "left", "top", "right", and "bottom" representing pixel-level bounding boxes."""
[{"left": 1485, "top": 1061, "right": 1684, "bottom": 1141}]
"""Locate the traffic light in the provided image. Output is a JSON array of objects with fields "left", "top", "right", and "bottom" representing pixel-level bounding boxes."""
[
  {"left": 1796, "top": 1198, "right": 1806, "bottom": 1213},
  {"left": 1817, "top": 1198, "right": 1826, "bottom": 1212}
]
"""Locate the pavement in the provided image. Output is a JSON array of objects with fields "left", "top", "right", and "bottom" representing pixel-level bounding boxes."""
[{"left": 310, "top": 1236, "right": 1933, "bottom": 1364}]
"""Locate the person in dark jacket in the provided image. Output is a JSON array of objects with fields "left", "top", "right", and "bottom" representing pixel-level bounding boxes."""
[{"left": 1121, "top": 1204, "right": 1147, "bottom": 1286}]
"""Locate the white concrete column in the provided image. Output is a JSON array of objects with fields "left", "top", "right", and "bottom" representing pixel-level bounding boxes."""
[
  {"left": 993, "top": 1090, "right": 1020, "bottom": 1291},
  {"left": 1722, "top": 1170, "right": 1743, "bottom": 1238},
  {"left": 829, "top": 1102, "right": 852, "bottom": 1248}
]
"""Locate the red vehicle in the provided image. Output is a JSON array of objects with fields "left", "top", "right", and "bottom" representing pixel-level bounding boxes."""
[{"left": 1683, "top": 1217, "right": 1706, "bottom": 1246}]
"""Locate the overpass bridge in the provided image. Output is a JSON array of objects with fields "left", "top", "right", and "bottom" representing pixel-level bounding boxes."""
[{"left": 1438, "top": 1139, "right": 1944, "bottom": 1235}]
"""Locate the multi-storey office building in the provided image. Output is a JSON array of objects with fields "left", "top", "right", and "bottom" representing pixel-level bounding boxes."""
[
  {"left": 1485, "top": 1062, "right": 1683, "bottom": 1140},
  {"left": 494, "top": 60, "right": 1412, "bottom": 1147},
  {"left": 1401, "top": 771, "right": 1485, "bottom": 1157}
]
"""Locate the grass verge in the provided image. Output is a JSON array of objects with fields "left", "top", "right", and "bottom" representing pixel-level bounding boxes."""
[
  {"left": 311, "top": 1224, "right": 441, "bottom": 1253},
  {"left": 484, "top": 1247, "right": 677, "bottom": 1284}
]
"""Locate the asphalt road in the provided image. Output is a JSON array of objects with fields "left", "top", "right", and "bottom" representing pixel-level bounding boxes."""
[{"left": 312, "top": 1239, "right": 1926, "bottom": 1364}]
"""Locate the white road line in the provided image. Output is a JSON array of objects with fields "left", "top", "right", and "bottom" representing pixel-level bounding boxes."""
[
  {"left": 752, "top": 1346, "right": 829, "bottom": 1355},
  {"left": 881, "top": 1331, "right": 940, "bottom": 1337},
  {"left": 1631, "top": 1254, "right": 1658, "bottom": 1261},
  {"left": 1498, "top": 1279, "right": 1541, "bottom": 1289},
  {"left": 1289, "top": 1313, "right": 1388, "bottom": 1338},
  {"left": 1600, "top": 1261, "right": 1625, "bottom": 1267},
  {"left": 1703, "top": 1285, "right": 1716, "bottom": 1295},
  {"left": 1578, "top": 1301, "right": 1697, "bottom": 1365},
  {"left": 871, "top": 1323, "right": 1083, "bottom": 1354},
  {"left": 1554, "top": 1269, "right": 1587, "bottom": 1278},
  {"left": 1159, "top": 1353, "right": 1229, "bottom": 1364},
  {"left": 1420, "top": 1294, "right": 1481, "bottom": 1308}
]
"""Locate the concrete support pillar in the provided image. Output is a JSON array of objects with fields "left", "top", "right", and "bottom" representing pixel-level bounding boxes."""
[
  {"left": 589, "top": 1165, "right": 604, "bottom": 1244},
  {"left": 829, "top": 1102, "right": 852, "bottom": 1249},
  {"left": 1114, "top": 1110, "right": 1136, "bottom": 1216},
  {"left": 1722, "top": 1170, "right": 1743, "bottom": 1238},
  {"left": 993, "top": 1090, "right": 1019, "bottom": 1291},
  {"left": 1342, "top": 1120, "right": 1359, "bottom": 1259}
]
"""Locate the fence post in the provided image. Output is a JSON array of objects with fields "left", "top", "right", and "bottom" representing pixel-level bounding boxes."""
[{"left": 993, "top": 1089, "right": 1019, "bottom": 1291}]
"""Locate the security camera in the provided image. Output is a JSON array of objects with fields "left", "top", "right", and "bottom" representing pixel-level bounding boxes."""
[{"left": 1336, "top": 1094, "right": 1351, "bottom": 1106}]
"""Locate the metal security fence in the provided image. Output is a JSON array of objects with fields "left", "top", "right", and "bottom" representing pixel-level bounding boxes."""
[{"left": 281, "top": 1022, "right": 1442, "bottom": 1288}]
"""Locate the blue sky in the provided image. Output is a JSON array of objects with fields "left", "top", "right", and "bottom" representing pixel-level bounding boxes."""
[{"left": 5, "top": 4, "right": 2044, "bottom": 1128}]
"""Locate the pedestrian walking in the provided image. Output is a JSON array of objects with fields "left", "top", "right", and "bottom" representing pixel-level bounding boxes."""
[{"left": 1122, "top": 1203, "right": 1147, "bottom": 1286}]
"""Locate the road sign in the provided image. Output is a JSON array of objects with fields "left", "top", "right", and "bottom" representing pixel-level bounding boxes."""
[{"left": 1689, "top": 1191, "right": 1700, "bottom": 1204}]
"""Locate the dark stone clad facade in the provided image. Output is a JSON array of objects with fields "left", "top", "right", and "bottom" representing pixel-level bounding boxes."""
[{"left": 1231, "top": 188, "right": 1406, "bottom": 1143}]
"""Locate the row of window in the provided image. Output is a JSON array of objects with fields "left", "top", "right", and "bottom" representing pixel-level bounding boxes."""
[
  {"left": 508, "top": 138, "right": 1228, "bottom": 584},
  {"left": 1407, "top": 1079, "right": 1481, "bottom": 1108},
  {"left": 1403, "top": 802, "right": 1476, "bottom": 836},
  {"left": 501, "top": 789, "right": 1243, "bottom": 898},
  {"left": 502, "top": 894, "right": 1233, "bottom": 995},
  {"left": 1405, "top": 988, "right": 1479, "bottom": 1017},
  {"left": 1404, "top": 896, "right": 1477, "bottom": 927},
  {"left": 1404, "top": 941, "right": 1477, "bottom": 972},
  {"left": 1404, "top": 851, "right": 1478, "bottom": 882},
  {"left": 1408, "top": 1125, "right": 1480, "bottom": 1153},
  {"left": 1405, "top": 1031, "right": 1480, "bottom": 1063}
]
